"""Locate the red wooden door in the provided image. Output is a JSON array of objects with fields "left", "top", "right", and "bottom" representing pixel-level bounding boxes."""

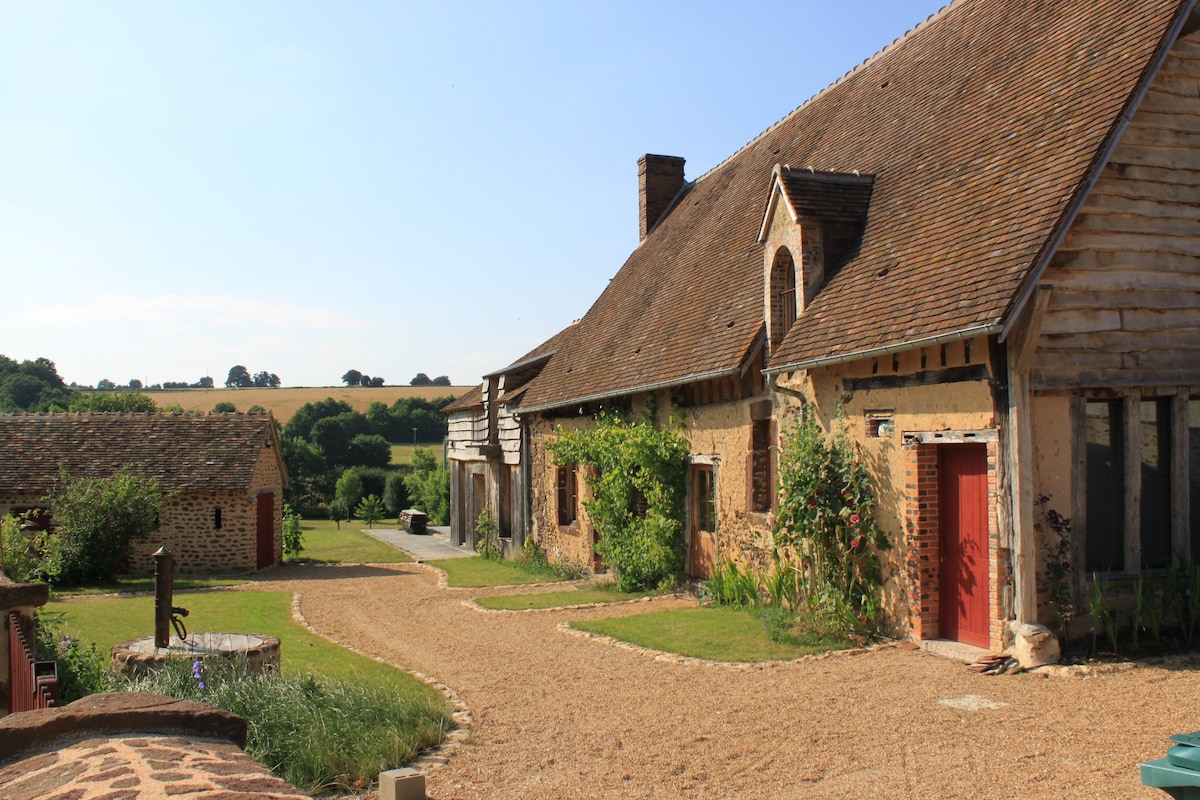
[
  {"left": 256, "top": 492, "right": 275, "bottom": 570},
  {"left": 938, "top": 445, "right": 990, "bottom": 648}
]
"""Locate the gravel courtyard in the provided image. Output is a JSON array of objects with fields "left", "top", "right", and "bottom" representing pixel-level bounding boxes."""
[{"left": 251, "top": 563, "right": 1200, "bottom": 799}]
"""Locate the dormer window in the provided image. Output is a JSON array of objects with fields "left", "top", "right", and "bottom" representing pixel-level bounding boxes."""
[
  {"left": 769, "top": 247, "right": 798, "bottom": 351},
  {"left": 758, "top": 164, "right": 874, "bottom": 356}
]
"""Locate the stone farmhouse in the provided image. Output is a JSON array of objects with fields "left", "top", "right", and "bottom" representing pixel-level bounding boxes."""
[
  {"left": 0, "top": 413, "right": 287, "bottom": 575},
  {"left": 448, "top": 0, "right": 1200, "bottom": 653}
]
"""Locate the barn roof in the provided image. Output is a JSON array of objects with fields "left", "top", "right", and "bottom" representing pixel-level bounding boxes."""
[
  {"left": 515, "top": 0, "right": 1192, "bottom": 412},
  {"left": 0, "top": 413, "right": 286, "bottom": 494}
]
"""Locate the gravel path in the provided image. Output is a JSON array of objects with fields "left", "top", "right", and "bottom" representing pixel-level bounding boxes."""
[{"left": 248, "top": 563, "right": 1200, "bottom": 800}]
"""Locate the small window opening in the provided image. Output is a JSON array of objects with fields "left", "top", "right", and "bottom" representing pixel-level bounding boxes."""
[
  {"left": 556, "top": 465, "right": 578, "bottom": 527},
  {"left": 214, "top": 507, "right": 223, "bottom": 530},
  {"left": 866, "top": 411, "right": 895, "bottom": 438}
]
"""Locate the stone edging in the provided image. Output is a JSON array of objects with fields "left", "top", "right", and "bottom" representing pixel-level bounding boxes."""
[
  {"left": 559, "top": 621, "right": 888, "bottom": 669},
  {"left": 287, "top": 592, "right": 473, "bottom": 773},
  {"left": 461, "top": 593, "right": 683, "bottom": 614}
]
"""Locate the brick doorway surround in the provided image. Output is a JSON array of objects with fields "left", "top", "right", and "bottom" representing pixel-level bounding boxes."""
[{"left": 904, "top": 438, "right": 1003, "bottom": 652}]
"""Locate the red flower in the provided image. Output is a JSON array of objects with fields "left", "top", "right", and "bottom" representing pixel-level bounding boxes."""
[
  {"left": 808, "top": 497, "right": 819, "bottom": 507},
  {"left": 850, "top": 536, "right": 862, "bottom": 549},
  {"left": 850, "top": 513, "right": 861, "bottom": 525}
]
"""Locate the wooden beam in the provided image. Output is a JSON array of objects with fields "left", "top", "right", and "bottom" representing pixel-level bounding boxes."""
[
  {"left": 1124, "top": 392, "right": 1143, "bottom": 573},
  {"left": 842, "top": 364, "right": 989, "bottom": 392},
  {"left": 1012, "top": 285, "right": 1053, "bottom": 375},
  {"left": 1173, "top": 393, "right": 1191, "bottom": 565}
]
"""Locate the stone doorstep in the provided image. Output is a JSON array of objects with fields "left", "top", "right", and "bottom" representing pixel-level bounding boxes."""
[{"left": 919, "top": 638, "right": 993, "bottom": 663}]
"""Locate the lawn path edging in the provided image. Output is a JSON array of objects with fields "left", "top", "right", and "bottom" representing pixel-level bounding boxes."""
[{"left": 461, "top": 592, "right": 687, "bottom": 614}]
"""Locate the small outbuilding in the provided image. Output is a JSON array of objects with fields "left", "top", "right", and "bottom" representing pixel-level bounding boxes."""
[{"left": 0, "top": 412, "right": 288, "bottom": 575}]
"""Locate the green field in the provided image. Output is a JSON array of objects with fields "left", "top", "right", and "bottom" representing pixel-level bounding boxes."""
[{"left": 389, "top": 442, "right": 446, "bottom": 465}]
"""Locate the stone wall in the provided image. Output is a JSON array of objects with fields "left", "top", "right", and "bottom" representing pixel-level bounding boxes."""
[
  {"left": 128, "top": 491, "right": 260, "bottom": 575},
  {"left": 776, "top": 335, "right": 1005, "bottom": 647},
  {"left": 1, "top": 480, "right": 280, "bottom": 577},
  {"left": 526, "top": 391, "right": 776, "bottom": 578}
]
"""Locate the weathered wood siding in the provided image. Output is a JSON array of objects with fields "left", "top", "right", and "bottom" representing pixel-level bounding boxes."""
[{"left": 1034, "top": 31, "right": 1200, "bottom": 390}]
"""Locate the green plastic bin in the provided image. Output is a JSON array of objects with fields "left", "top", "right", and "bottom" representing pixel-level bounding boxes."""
[{"left": 1142, "top": 732, "right": 1200, "bottom": 800}]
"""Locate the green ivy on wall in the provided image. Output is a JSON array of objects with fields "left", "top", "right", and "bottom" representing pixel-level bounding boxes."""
[{"left": 548, "top": 409, "right": 689, "bottom": 592}]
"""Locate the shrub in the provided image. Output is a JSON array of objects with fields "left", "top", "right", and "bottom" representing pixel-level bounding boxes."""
[
  {"left": 34, "top": 612, "right": 114, "bottom": 703},
  {"left": 41, "top": 468, "right": 161, "bottom": 584},
  {"left": 282, "top": 504, "right": 304, "bottom": 557},
  {"left": 2, "top": 514, "right": 46, "bottom": 583},
  {"left": 383, "top": 472, "right": 410, "bottom": 515},
  {"left": 474, "top": 508, "right": 499, "bottom": 559},
  {"left": 548, "top": 409, "right": 689, "bottom": 592},
  {"left": 403, "top": 448, "right": 449, "bottom": 524}
]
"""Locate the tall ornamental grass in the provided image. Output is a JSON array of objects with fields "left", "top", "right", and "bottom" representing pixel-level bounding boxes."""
[{"left": 123, "top": 658, "right": 453, "bottom": 796}]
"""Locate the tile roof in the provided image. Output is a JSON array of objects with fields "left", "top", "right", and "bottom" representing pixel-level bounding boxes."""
[
  {"left": 515, "top": 0, "right": 1189, "bottom": 411},
  {"left": 776, "top": 169, "right": 875, "bottom": 226},
  {"left": 442, "top": 384, "right": 484, "bottom": 414},
  {"left": 0, "top": 413, "right": 284, "bottom": 494}
]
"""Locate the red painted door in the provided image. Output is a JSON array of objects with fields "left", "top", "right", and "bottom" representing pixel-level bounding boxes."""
[
  {"left": 256, "top": 493, "right": 275, "bottom": 570},
  {"left": 938, "top": 445, "right": 990, "bottom": 648}
]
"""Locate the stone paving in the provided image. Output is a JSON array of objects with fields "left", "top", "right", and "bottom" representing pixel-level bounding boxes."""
[
  {"left": 362, "top": 526, "right": 477, "bottom": 561},
  {"left": 0, "top": 693, "right": 310, "bottom": 800}
]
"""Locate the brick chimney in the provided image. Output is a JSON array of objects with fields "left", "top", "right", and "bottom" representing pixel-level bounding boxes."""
[{"left": 638, "top": 154, "right": 685, "bottom": 241}]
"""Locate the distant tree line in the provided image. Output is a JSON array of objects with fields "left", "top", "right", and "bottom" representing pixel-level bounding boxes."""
[
  {"left": 226, "top": 365, "right": 281, "bottom": 388},
  {"left": 339, "top": 370, "right": 452, "bottom": 387},
  {"left": 280, "top": 395, "right": 455, "bottom": 519}
]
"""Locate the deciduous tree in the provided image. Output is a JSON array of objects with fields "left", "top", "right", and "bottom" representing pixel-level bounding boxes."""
[
  {"left": 225, "top": 365, "right": 252, "bottom": 388},
  {"left": 341, "top": 369, "right": 362, "bottom": 387}
]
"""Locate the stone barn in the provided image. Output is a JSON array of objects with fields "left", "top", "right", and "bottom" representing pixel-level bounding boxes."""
[{"left": 0, "top": 412, "right": 288, "bottom": 575}]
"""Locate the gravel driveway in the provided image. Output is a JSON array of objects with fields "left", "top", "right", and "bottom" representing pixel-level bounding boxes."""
[{"left": 248, "top": 563, "right": 1200, "bottom": 800}]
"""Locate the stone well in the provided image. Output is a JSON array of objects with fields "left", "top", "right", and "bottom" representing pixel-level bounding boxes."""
[{"left": 111, "top": 633, "right": 281, "bottom": 677}]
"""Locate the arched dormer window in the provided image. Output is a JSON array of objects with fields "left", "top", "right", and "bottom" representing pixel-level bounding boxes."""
[{"left": 769, "top": 246, "right": 797, "bottom": 352}]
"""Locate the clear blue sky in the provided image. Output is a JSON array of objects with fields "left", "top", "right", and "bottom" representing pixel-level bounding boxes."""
[{"left": 2, "top": 1, "right": 948, "bottom": 388}]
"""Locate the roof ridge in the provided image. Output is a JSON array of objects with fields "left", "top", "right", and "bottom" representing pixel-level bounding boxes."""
[{"left": 690, "top": 1, "right": 956, "bottom": 186}]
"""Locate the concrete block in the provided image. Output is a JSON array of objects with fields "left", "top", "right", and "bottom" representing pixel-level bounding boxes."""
[{"left": 379, "top": 767, "right": 426, "bottom": 800}]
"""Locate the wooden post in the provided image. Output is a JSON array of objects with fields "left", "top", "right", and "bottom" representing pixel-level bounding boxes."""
[
  {"left": 1007, "top": 285, "right": 1052, "bottom": 625},
  {"left": 1172, "top": 393, "right": 1190, "bottom": 566},
  {"left": 1124, "top": 392, "right": 1142, "bottom": 574},
  {"left": 153, "top": 547, "right": 175, "bottom": 649}
]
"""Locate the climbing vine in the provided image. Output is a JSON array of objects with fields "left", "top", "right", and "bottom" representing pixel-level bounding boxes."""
[
  {"left": 547, "top": 409, "right": 689, "bottom": 592},
  {"left": 774, "top": 410, "right": 890, "bottom": 630}
]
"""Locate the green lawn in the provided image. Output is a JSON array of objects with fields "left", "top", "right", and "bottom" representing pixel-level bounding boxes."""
[
  {"left": 475, "top": 584, "right": 662, "bottom": 610},
  {"left": 427, "top": 556, "right": 570, "bottom": 588},
  {"left": 287, "top": 518, "right": 410, "bottom": 564},
  {"left": 56, "top": 576, "right": 248, "bottom": 596},
  {"left": 572, "top": 605, "right": 854, "bottom": 662},
  {"left": 44, "top": 590, "right": 407, "bottom": 683}
]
